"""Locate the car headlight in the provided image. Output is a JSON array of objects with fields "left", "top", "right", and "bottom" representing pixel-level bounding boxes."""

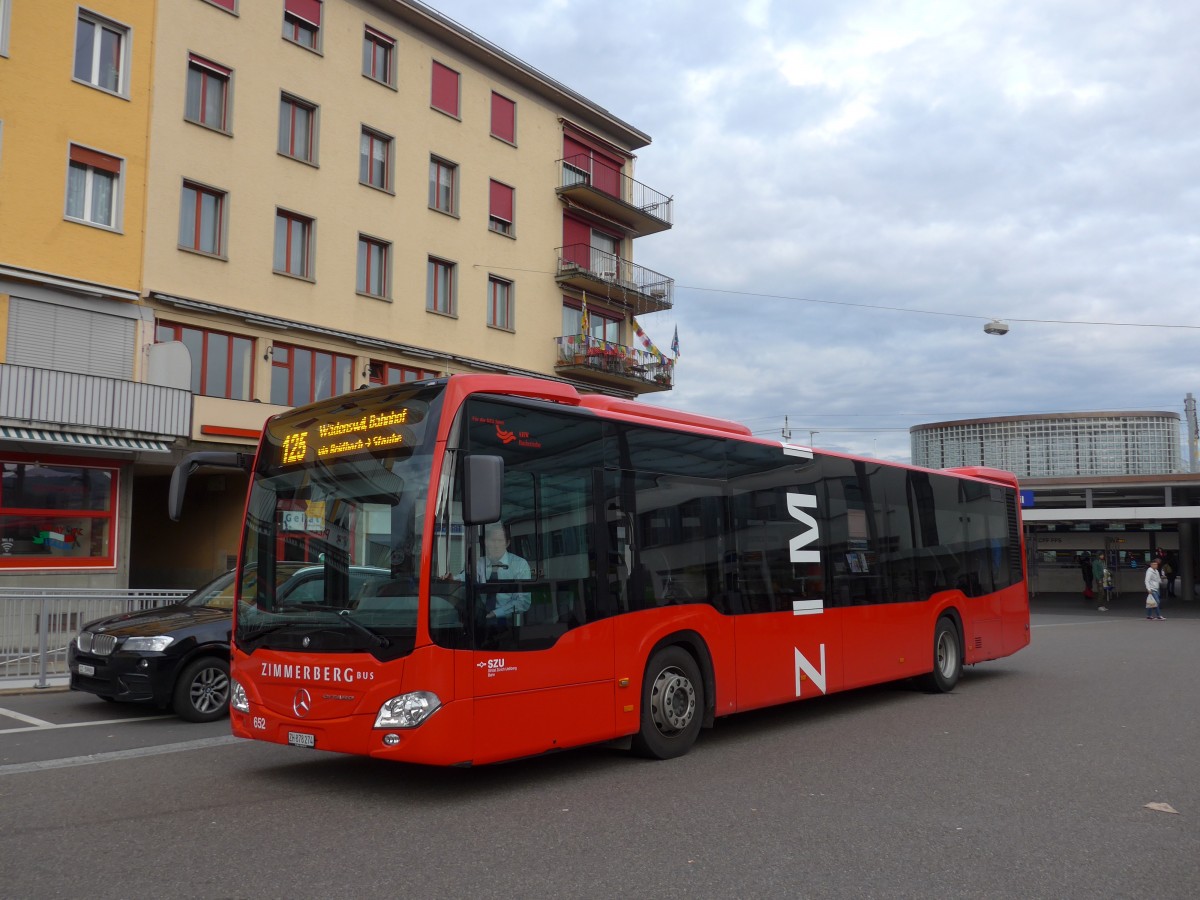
[
  {"left": 120, "top": 636, "right": 175, "bottom": 652},
  {"left": 374, "top": 691, "right": 441, "bottom": 729},
  {"left": 231, "top": 679, "right": 250, "bottom": 713}
]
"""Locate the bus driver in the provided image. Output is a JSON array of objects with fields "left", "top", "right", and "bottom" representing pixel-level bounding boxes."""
[{"left": 475, "top": 523, "right": 532, "bottom": 623}]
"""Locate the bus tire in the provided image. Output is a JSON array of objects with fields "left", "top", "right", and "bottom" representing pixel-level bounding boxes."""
[
  {"left": 631, "top": 646, "right": 704, "bottom": 760},
  {"left": 919, "top": 616, "right": 962, "bottom": 693},
  {"left": 173, "top": 656, "right": 231, "bottom": 722}
]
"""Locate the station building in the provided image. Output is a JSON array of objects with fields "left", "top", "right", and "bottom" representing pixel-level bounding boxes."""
[
  {"left": 0, "top": 0, "right": 675, "bottom": 588},
  {"left": 911, "top": 411, "right": 1199, "bottom": 602}
]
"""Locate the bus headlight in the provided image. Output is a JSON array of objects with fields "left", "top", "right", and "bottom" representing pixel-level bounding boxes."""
[
  {"left": 231, "top": 679, "right": 250, "bottom": 713},
  {"left": 375, "top": 691, "right": 441, "bottom": 729}
]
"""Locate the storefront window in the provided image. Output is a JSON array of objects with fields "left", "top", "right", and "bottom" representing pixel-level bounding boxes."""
[{"left": 0, "top": 459, "right": 117, "bottom": 568}]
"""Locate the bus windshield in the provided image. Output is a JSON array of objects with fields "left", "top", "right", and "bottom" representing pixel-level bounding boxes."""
[{"left": 236, "top": 383, "right": 445, "bottom": 660}]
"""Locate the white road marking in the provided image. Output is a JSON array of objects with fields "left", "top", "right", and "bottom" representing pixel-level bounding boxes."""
[
  {"left": 0, "top": 713, "right": 174, "bottom": 735},
  {"left": 0, "top": 735, "right": 240, "bottom": 776},
  {"left": 1031, "top": 620, "right": 1120, "bottom": 628},
  {"left": 0, "top": 707, "right": 55, "bottom": 727}
]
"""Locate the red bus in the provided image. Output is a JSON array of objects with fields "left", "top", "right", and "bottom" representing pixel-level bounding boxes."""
[{"left": 212, "top": 374, "right": 1028, "bottom": 765}]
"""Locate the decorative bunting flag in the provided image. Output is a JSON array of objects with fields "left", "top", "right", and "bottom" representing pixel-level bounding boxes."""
[
  {"left": 631, "top": 317, "right": 663, "bottom": 360},
  {"left": 671, "top": 325, "right": 680, "bottom": 358}
]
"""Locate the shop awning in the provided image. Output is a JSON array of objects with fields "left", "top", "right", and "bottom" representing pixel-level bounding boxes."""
[{"left": 0, "top": 426, "right": 174, "bottom": 453}]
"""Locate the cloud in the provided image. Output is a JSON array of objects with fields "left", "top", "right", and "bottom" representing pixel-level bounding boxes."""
[{"left": 433, "top": 0, "right": 1200, "bottom": 463}]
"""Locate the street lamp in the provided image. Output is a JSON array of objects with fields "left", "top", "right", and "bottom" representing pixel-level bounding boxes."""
[{"left": 984, "top": 319, "right": 1010, "bottom": 335}]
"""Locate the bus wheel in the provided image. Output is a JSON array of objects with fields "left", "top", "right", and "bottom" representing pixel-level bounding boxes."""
[
  {"left": 631, "top": 646, "right": 703, "bottom": 759},
  {"left": 173, "top": 656, "right": 231, "bottom": 722},
  {"left": 919, "top": 617, "right": 962, "bottom": 693}
]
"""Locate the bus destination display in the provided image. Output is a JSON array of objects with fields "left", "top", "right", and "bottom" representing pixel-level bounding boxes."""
[{"left": 279, "top": 408, "right": 415, "bottom": 466}]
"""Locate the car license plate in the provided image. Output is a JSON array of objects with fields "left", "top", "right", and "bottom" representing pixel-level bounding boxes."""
[
  {"left": 78, "top": 664, "right": 95, "bottom": 677},
  {"left": 287, "top": 731, "right": 316, "bottom": 748}
]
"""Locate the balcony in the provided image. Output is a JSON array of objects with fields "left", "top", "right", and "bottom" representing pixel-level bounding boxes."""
[
  {"left": 0, "top": 363, "right": 190, "bottom": 440},
  {"left": 555, "top": 336, "right": 674, "bottom": 393},
  {"left": 556, "top": 245, "right": 673, "bottom": 314},
  {"left": 557, "top": 156, "right": 673, "bottom": 236}
]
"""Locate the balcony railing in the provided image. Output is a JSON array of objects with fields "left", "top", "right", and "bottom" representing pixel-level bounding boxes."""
[
  {"left": 555, "top": 336, "right": 674, "bottom": 392},
  {"left": 557, "top": 155, "right": 673, "bottom": 236},
  {"left": 0, "top": 363, "right": 191, "bottom": 437},
  {"left": 556, "top": 244, "right": 673, "bottom": 314}
]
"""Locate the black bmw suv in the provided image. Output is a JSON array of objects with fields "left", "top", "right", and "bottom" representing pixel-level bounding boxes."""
[
  {"left": 68, "top": 564, "right": 390, "bottom": 721},
  {"left": 69, "top": 570, "right": 238, "bottom": 722}
]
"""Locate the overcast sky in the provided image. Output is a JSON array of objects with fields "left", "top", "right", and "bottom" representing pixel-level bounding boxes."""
[{"left": 431, "top": 0, "right": 1200, "bottom": 462}]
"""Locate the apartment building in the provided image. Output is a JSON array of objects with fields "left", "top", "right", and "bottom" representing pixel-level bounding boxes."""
[{"left": 1, "top": 0, "right": 674, "bottom": 588}]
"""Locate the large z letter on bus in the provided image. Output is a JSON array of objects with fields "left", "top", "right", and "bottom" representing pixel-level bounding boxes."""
[
  {"left": 787, "top": 492, "right": 819, "bottom": 563},
  {"left": 795, "top": 645, "right": 827, "bottom": 697}
]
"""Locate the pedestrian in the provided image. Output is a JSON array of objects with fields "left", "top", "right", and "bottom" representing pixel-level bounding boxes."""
[
  {"left": 1092, "top": 551, "right": 1107, "bottom": 611},
  {"left": 1144, "top": 557, "right": 1165, "bottom": 620},
  {"left": 1163, "top": 553, "right": 1177, "bottom": 599},
  {"left": 1079, "top": 552, "right": 1094, "bottom": 604}
]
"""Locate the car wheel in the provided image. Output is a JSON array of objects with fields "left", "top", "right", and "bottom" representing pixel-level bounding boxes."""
[
  {"left": 918, "top": 616, "right": 962, "bottom": 693},
  {"left": 173, "top": 656, "right": 230, "bottom": 722},
  {"left": 631, "top": 646, "right": 704, "bottom": 760}
]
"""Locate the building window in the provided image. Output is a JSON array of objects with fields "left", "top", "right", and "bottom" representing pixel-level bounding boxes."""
[
  {"left": 156, "top": 321, "right": 253, "bottom": 400},
  {"left": 360, "top": 128, "right": 392, "bottom": 191},
  {"left": 0, "top": 459, "right": 118, "bottom": 569},
  {"left": 357, "top": 235, "right": 390, "bottom": 299},
  {"left": 369, "top": 362, "right": 438, "bottom": 386},
  {"left": 363, "top": 26, "right": 395, "bottom": 86},
  {"left": 427, "top": 257, "right": 456, "bottom": 316},
  {"left": 282, "top": 0, "right": 321, "bottom": 51},
  {"left": 429, "top": 157, "right": 457, "bottom": 215},
  {"left": 73, "top": 10, "right": 128, "bottom": 95},
  {"left": 489, "top": 179, "right": 514, "bottom": 236},
  {"left": 278, "top": 94, "right": 317, "bottom": 163},
  {"left": 563, "top": 301, "right": 621, "bottom": 343},
  {"left": 179, "top": 181, "right": 226, "bottom": 256},
  {"left": 201, "top": 0, "right": 237, "bottom": 13},
  {"left": 65, "top": 144, "right": 122, "bottom": 229},
  {"left": 1, "top": 0, "right": 12, "bottom": 58},
  {"left": 274, "top": 209, "right": 313, "bottom": 279},
  {"left": 488, "top": 276, "right": 513, "bottom": 330},
  {"left": 431, "top": 61, "right": 460, "bottom": 117},
  {"left": 185, "top": 54, "right": 231, "bottom": 132},
  {"left": 270, "top": 343, "right": 352, "bottom": 406},
  {"left": 491, "top": 92, "right": 516, "bottom": 143}
]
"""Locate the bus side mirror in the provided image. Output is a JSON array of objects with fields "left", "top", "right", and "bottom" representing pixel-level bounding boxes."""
[
  {"left": 463, "top": 455, "right": 503, "bottom": 525},
  {"left": 169, "top": 451, "right": 253, "bottom": 522}
]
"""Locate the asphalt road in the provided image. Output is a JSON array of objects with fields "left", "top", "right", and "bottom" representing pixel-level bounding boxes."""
[{"left": 1, "top": 605, "right": 1197, "bottom": 899}]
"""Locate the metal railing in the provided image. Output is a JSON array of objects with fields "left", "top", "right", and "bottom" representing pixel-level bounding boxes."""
[
  {"left": 0, "top": 588, "right": 191, "bottom": 687},
  {"left": 558, "top": 154, "right": 673, "bottom": 227},
  {"left": 555, "top": 336, "right": 675, "bottom": 388},
  {"left": 555, "top": 245, "right": 674, "bottom": 308}
]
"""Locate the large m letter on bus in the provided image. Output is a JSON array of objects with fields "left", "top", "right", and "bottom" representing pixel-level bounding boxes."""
[{"left": 787, "top": 492, "right": 819, "bottom": 563}]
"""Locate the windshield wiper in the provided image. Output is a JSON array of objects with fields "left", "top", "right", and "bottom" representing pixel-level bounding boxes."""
[{"left": 338, "top": 609, "right": 390, "bottom": 648}]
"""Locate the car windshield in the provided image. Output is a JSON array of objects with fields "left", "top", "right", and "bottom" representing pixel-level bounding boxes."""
[
  {"left": 184, "top": 571, "right": 237, "bottom": 610},
  {"left": 236, "top": 384, "right": 444, "bottom": 660}
]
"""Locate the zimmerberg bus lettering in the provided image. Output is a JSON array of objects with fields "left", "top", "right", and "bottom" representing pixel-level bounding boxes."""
[
  {"left": 795, "top": 645, "right": 827, "bottom": 697},
  {"left": 260, "top": 662, "right": 374, "bottom": 682}
]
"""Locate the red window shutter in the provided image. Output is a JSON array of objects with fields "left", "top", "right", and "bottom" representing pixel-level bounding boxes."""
[
  {"left": 70, "top": 144, "right": 121, "bottom": 174},
  {"left": 489, "top": 180, "right": 514, "bottom": 222},
  {"left": 189, "top": 53, "right": 231, "bottom": 77},
  {"left": 284, "top": 0, "right": 321, "bottom": 25},
  {"left": 208, "top": 0, "right": 236, "bottom": 10},
  {"left": 563, "top": 137, "right": 590, "bottom": 171},
  {"left": 592, "top": 150, "right": 622, "bottom": 197},
  {"left": 431, "top": 62, "right": 459, "bottom": 116},
  {"left": 491, "top": 93, "right": 515, "bottom": 142}
]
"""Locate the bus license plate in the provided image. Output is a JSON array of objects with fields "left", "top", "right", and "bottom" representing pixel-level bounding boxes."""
[
  {"left": 287, "top": 731, "right": 316, "bottom": 749},
  {"left": 78, "top": 664, "right": 94, "bottom": 677}
]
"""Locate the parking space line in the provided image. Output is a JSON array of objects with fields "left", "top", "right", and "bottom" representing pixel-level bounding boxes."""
[
  {"left": 0, "top": 707, "right": 55, "bottom": 728},
  {"left": 0, "top": 735, "right": 240, "bottom": 777},
  {"left": 0, "top": 714, "right": 175, "bottom": 735}
]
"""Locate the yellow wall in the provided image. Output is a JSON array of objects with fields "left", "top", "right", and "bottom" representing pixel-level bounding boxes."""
[
  {"left": 0, "top": 0, "right": 154, "bottom": 290},
  {"left": 143, "top": 0, "right": 637, "bottom": 385}
]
